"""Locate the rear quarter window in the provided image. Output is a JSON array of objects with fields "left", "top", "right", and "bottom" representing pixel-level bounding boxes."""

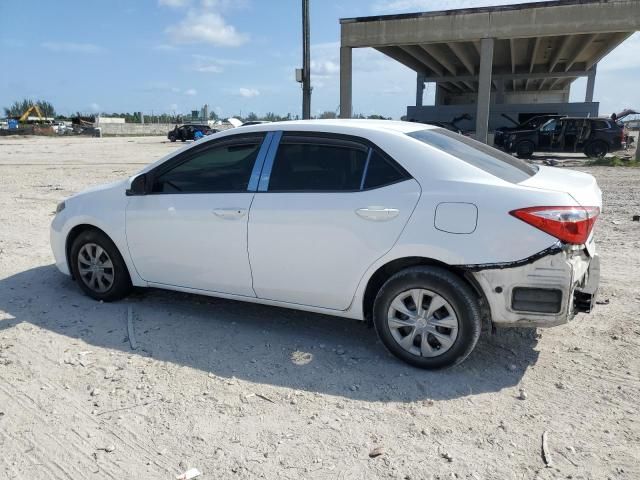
[{"left": 407, "top": 128, "right": 537, "bottom": 183}]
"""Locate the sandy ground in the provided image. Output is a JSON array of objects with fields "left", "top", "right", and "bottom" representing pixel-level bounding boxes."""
[{"left": 0, "top": 135, "right": 639, "bottom": 480}]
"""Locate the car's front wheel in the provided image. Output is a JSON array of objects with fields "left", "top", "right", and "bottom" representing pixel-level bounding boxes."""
[
  {"left": 515, "top": 140, "right": 534, "bottom": 159},
  {"left": 372, "top": 266, "right": 481, "bottom": 369},
  {"left": 70, "top": 229, "right": 132, "bottom": 302}
]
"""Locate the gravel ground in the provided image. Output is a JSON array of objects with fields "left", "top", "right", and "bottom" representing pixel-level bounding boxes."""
[{"left": 0, "top": 135, "right": 638, "bottom": 480}]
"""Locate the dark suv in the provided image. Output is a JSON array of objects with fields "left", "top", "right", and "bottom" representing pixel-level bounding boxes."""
[
  {"left": 505, "top": 117, "right": 623, "bottom": 158},
  {"left": 168, "top": 124, "right": 215, "bottom": 142},
  {"left": 494, "top": 114, "right": 564, "bottom": 147}
]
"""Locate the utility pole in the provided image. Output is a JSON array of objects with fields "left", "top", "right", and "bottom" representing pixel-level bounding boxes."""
[{"left": 302, "top": 0, "right": 311, "bottom": 119}]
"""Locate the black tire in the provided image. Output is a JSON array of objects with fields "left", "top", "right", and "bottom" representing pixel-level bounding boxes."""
[
  {"left": 169, "top": 135, "right": 176, "bottom": 142},
  {"left": 372, "top": 266, "right": 481, "bottom": 369},
  {"left": 515, "top": 141, "right": 534, "bottom": 159},
  {"left": 69, "top": 229, "right": 132, "bottom": 302},
  {"left": 585, "top": 141, "right": 608, "bottom": 159},
  {"left": 180, "top": 138, "right": 186, "bottom": 142}
]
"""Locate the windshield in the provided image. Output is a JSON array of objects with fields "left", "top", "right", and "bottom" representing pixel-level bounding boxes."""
[{"left": 407, "top": 128, "right": 538, "bottom": 183}]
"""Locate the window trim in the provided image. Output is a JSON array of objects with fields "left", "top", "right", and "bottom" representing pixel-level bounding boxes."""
[
  {"left": 146, "top": 132, "right": 267, "bottom": 195},
  {"left": 258, "top": 131, "right": 412, "bottom": 193}
]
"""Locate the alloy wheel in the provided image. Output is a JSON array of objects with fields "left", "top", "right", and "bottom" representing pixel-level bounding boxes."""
[
  {"left": 387, "top": 288, "right": 459, "bottom": 357},
  {"left": 77, "top": 243, "right": 114, "bottom": 293}
]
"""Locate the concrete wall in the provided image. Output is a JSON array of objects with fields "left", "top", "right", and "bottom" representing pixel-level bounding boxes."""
[
  {"left": 439, "top": 89, "right": 570, "bottom": 106},
  {"left": 96, "top": 117, "right": 125, "bottom": 124},
  {"left": 407, "top": 102, "right": 600, "bottom": 132},
  {"left": 98, "top": 123, "right": 175, "bottom": 136}
]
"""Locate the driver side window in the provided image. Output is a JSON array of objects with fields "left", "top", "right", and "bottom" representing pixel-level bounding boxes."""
[{"left": 152, "top": 139, "right": 261, "bottom": 194}]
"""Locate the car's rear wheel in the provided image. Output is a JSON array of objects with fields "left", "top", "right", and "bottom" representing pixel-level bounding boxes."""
[
  {"left": 585, "top": 141, "right": 608, "bottom": 159},
  {"left": 70, "top": 229, "right": 132, "bottom": 302},
  {"left": 372, "top": 266, "right": 481, "bottom": 369},
  {"left": 515, "top": 141, "right": 534, "bottom": 159}
]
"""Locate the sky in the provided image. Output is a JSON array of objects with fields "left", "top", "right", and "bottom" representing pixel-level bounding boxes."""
[{"left": 1, "top": 0, "right": 638, "bottom": 120}]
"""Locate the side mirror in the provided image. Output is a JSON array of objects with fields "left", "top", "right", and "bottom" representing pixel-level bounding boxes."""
[{"left": 126, "top": 173, "right": 149, "bottom": 196}]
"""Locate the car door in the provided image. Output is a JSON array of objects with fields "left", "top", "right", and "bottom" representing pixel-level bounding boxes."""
[
  {"left": 126, "top": 133, "right": 269, "bottom": 296},
  {"left": 537, "top": 119, "right": 558, "bottom": 151},
  {"left": 248, "top": 132, "right": 422, "bottom": 310}
]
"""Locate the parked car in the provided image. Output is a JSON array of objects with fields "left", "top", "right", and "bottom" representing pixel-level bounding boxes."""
[
  {"left": 494, "top": 114, "right": 565, "bottom": 147},
  {"left": 167, "top": 124, "right": 214, "bottom": 142},
  {"left": 505, "top": 117, "right": 623, "bottom": 158},
  {"left": 241, "top": 120, "right": 272, "bottom": 127},
  {"left": 51, "top": 120, "right": 601, "bottom": 369}
]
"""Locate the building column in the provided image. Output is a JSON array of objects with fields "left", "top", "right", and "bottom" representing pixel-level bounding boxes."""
[
  {"left": 416, "top": 73, "right": 425, "bottom": 107},
  {"left": 585, "top": 64, "right": 597, "bottom": 103},
  {"left": 339, "top": 46, "right": 353, "bottom": 118},
  {"left": 435, "top": 84, "right": 446, "bottom": 106},
  {"left": 475, "top": 38, "right": 494, "bottom": 144}
]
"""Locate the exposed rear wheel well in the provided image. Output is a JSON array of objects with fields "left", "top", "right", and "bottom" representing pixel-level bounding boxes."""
[{"left": 362, "top": 257, "right": 490, "bottom": 326}]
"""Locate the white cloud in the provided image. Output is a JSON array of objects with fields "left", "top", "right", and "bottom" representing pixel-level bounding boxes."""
[
  {"left": 311, "top": 60, "right": 340, "bottom": 77},
  {"left": 190, "top": 54, "right": 251, "bottom": 73},
  {"left": 159, "top": 0, "right": 190, "bottom": 7},
  {"left": 194, "top": 65, "right": 224, "bottom": 73},
  {"left": 169, "top": 103, "right": 179, "bottom": 112},
  {"left": 238, "top": 88, "right": 260, "bottom": 98},
  {"left": 166, "top": 11, "right": 248, "bottom": 47},
  {"left": 183, "top": 88, "right": 197, "bottom": 96},
  {"left": 42, "top": 42, "right": 104, "bottom": 53},
  {"left": 598, "top": 33, "right": 640, "bottom": 72},
  {"left": 88, "top": 103, "right": 101, "bottom": 112},
  {"left": 154, "top": 44, "right": 178, "bottom": 52}
]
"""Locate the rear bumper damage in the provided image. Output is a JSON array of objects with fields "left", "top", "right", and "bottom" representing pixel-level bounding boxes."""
[{"left": 467, "top": 244, "right": 600, "bottom": 328}]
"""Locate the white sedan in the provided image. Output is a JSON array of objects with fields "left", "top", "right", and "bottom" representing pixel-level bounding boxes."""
[{"left": 51, "top": 120, "right": 601, "bottom": 369}]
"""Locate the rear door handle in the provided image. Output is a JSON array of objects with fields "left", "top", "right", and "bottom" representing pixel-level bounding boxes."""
[
  {"left": 356, "top": 207, "right": 400, "bottom": 221},
  {"left": 213, "top": 208, "right": 247, "bottom": 219}
]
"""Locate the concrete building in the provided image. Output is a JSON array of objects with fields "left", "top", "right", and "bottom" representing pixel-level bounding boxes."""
[{"left": 339, "top": 0, "right": 640, "bottom": 142}]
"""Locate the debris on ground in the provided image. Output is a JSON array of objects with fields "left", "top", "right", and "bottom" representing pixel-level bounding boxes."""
[
  {"left": 176, "top": 467, "right": 202, "bottom": 480},
  {"left": 368, "top": 447, "right": 384, "bottom": 458},
  {"left": 596, "top": 298, "right": 610, "bottom": 305},
  {"left": 127, "top": 306, "right": 137, "bottom": 350},
  {"left": 541, "top": 431, "right": 553, "bottom": 467},
  {"left": 441, "top": 452, "right": 454, "bottom": 463}
]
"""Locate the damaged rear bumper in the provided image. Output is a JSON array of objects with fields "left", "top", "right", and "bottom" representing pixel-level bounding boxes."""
[{"left": 466, "top": 243, "right": 600, "bottom": 328}]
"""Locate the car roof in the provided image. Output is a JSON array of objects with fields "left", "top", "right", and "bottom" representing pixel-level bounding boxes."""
[
  {"left": 556, "top": 117, "right": 610, "bottom": 121},
  {"left": 227, "top": 119, "right": 434, "bottom": 135}
]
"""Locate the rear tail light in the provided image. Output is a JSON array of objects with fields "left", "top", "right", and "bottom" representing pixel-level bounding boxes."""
[{"left": 510, "top": 206, "right": 599, "bottom": 245}]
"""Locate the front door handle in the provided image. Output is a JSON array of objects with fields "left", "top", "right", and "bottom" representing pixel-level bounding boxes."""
[
  {"left": 213, "top": 208, "right": 247, "bottom": 219},
  {"left": 356, "top": 207, "right": 400, "bottom": 221}
]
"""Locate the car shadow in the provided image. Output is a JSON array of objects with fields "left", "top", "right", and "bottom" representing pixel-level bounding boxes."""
[{"left": 0, "top": 265, "right": 539, "bottom": 402}]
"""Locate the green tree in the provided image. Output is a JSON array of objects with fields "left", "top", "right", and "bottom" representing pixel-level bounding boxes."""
[
  {"left": 318, "top": 111, "right": 337, "bottom": 119},
  {"left": 3, "top": 98, "right": 56, "bottom": 118}
]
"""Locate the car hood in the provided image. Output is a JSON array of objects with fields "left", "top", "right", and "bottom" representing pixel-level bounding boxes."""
[
  {"left": 70, "top": 179, "right": 128, "bottom": 201},
  {"left": 520, "top": 165, "right": 602, "bottom": 208}
]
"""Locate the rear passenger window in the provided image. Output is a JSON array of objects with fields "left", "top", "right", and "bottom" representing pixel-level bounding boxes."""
[
  {"left": 364, "top": 151, "right": 407, "bottom": 189},
  {"left": 269, "top": 140, "right": 367, "bottom": 192},
  {"left": 591, "top": 120, "right": 609, "bottom": 130}
]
